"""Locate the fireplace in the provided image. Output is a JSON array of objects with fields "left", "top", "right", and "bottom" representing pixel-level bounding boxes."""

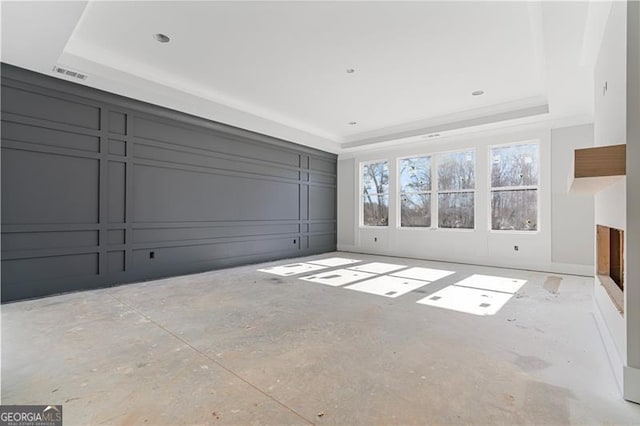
[{"left": 597, "top": 225, "right": 624, "bottom": 313}]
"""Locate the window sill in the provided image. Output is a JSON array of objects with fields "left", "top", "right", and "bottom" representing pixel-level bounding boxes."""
[
  {"left": 395, "top": 226, "right": 476, "bottom": 232},
  {"left": 395, "top": 227, "right": 476, "bottom": 232},
  {"left": 397, "top": 226, "right": 435, "bottom": 231},
  {"left": 488, "top": 229, "right": 541, "bottom": 235}
]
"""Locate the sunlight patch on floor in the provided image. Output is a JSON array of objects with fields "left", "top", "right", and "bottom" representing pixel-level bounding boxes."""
[
  {"left": 258, "top": 261, "right": 527, "bottom": 316},
  {"left": 300, "top": 269, "right": 376, "bottom": 286},
  {"left": 416, "top": 274, "right": 527, "bottom": 315},
  {"left": 348, "top": 262, "right": 407, "bottom": 274},
  {"left": 345, "top": 275, "right": 430, "bottom": 298},
  {"left": 391, "top": 267, "right": 455, "bottom": 282},
  {"left": 454, "top": 274, "right": 527, "bottom": 293},
  {"left": 307, "top": 257, "right": 362, "bottom": 267},
  {"left": 257, "top": 263, "right": 327, "bottom": 276}
]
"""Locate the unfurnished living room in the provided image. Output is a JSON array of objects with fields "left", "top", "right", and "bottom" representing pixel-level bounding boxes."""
[{"left": 1, "top": 1, "right": 639, "bottom": 425}]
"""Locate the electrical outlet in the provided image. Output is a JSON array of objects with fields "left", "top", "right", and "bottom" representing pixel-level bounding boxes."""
[
  {"left": 149, "top": 251, "right": 155, "bottom": 259},
  {"left": 293, "top": 239, "right": 297, "bottom": 244},
  {"left": 514, "top": 245, "right": 519, "bottom": 251},
  {"left": 374, "top": 237, "right": 378, "bottom": 242}
]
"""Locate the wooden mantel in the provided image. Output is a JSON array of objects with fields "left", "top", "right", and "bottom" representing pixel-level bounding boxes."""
[{"left": 569, "top": 144, "right": 626, "bottom": 193}]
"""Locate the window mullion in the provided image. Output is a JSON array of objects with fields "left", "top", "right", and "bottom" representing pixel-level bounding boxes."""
[
  {"left": 439, "top": 189, "right": 476, "bottom": 194},
  {"left": 490, "top": 185, "right": 538, "bottom": 192},
  {"left": 433, "top": 156, "right": 439, "bottom": 228}
]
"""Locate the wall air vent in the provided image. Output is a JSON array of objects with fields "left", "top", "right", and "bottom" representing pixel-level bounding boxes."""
[{"left": 52, "top": 65, "right": 88, "bottom": 81}]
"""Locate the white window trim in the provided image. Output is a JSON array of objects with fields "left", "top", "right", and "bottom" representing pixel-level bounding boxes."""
[
  {"left": 487, "top": 140, "right": 541, "bottom": 234},
  {"left": 396, "top": 148, "right": 476, "bottom": 231},
  {"left": 360, "top": 159, "right": 390, "bottom": 228},
  {"left": 435, "top": 148, "right": 477, "bottom": 231},
  {"left": 397, "top": 155, "right": 433, "bottom": 229}
]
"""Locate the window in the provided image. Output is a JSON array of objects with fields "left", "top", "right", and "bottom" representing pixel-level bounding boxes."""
[
  {"left": 490, "top": 143, "right": 539, "bottom": 231},
  {"left": 399, "top": 156, "right": 431, "bottom": 227},
  {"left": 437, "top": 150, "right": 475, "bottom": 229},
  {"left": 362, "top": 161, "right": 389, "bottom": 226}
]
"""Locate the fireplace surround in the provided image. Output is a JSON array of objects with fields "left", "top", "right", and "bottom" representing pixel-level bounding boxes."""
[{"left": 597, "top": 224, "right": 624, "bottom": 313}]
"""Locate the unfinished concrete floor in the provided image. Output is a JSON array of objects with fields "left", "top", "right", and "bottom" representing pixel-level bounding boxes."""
[{"left": 3, "top": 252, "right": 640, "bottom": 425}]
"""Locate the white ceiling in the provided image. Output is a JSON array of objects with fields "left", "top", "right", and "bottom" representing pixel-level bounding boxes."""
[{"left": 1, "top": 1, "right": 599, "bottom": 154}]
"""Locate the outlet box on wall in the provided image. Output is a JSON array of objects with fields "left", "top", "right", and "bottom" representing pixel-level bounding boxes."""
[{"left": 359, "top": 228, "right": 388, "bottom": 249}]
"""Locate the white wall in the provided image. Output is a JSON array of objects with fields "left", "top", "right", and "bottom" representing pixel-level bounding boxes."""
[
  {"left": 624, "top": 0, "right": 640, "bottom": 403},
  {"left": 551, "top": 125, "right": 595, "bottom": 266},
  {"left": 591, "top": 0, "right": 629, "bottom": 397},
  {"left": 337, "top": 158, "right": 356, "bottom": 247},
  {"left": 337, "top": 123, "right": 594, "bottom": 276},
  {"left": 589, "top": 0, "right": 640, "bottom": 403}
]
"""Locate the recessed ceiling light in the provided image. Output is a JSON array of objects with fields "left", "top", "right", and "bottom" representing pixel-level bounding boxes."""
[
  {"left": 472, "top": 90, "right": 485, "bottom": 96},
  {"left": 346, "top": 68, "right": 355, "bottom": 74},
  {"left": 154, "top": 33, "right": 171, "bottom": 43},
  {"left": 348, "top": 121, "right": 357, "bottom": 125}
]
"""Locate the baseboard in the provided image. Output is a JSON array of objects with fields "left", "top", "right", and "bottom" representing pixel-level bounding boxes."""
[
  {"left": 624, "top": 366, "right": 640, "bottom": 404},
  {"left": 336, "top": 245, "right": 593, "bottom": 276}
]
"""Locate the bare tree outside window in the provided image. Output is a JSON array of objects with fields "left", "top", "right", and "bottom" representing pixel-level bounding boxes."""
[
  {"left": 400, "top": 157, "right": 431, "bottom": 227},
  {"left": 437, "top": 150, "right": 475, "bottom": 229},
  {"left": 362, "top": 161, "right": 389, "bottom": 226},
  {"left": 490, "top": 143, "right": 539, "bottom": 231}
]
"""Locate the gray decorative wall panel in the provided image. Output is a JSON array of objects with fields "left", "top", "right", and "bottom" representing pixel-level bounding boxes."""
[{"left": 1, "top": 63, "right": 337, "bottom": 302}]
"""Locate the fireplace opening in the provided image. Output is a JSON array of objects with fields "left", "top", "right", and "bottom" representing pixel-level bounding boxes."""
[{"left": 597, "top": 225, "right": 624, "bottom": 313}]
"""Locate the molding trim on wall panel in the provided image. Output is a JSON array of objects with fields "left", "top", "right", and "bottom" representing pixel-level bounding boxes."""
[
  {"left": 0, "top": 64, "right": 337, "bottom": 302},
  {"left": 0, "top": 63, "right": 335, "bottom": 160}
]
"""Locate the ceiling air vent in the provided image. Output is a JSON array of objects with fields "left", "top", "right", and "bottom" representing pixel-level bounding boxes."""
[{"left": 52, "top": 65, "right": 88, "bottom": 81}]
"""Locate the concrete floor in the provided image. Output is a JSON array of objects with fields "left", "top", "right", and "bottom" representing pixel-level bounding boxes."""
[{"left": 2, "top": 252, "right": 640, "bottom": 425}]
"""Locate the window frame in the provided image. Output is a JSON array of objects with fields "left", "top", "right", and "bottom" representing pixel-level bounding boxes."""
[
  {"left": 396, "top": 148, "right": 476, "bottom": 232},
  {"left": 397, "top": 155, "right": 433, "bottom": 230},
  {"left": 487, "top": 140, "right": 541, "bottom": 234},
  {"left": 360, "top": 159, "right": 390, "bottom": 228},
  {"left": 435, "top": 148, "right": 477, "bottom": 231}
]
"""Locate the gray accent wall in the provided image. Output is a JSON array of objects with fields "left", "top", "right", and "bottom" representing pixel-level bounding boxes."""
[{"left": 1, "top": 64, "right": 337, "bottom": 302}]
